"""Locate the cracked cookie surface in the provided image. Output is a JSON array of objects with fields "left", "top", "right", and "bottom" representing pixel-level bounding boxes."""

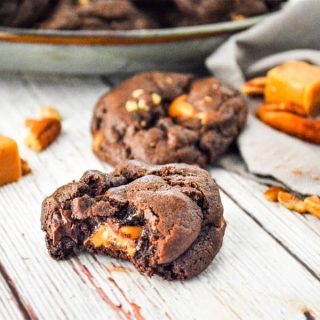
[
  {"left": 91, "top": 72, "right": 248, "bottom": 167},
  {"left": 41, "top": 161, "right": 226, "bottom": 280}
]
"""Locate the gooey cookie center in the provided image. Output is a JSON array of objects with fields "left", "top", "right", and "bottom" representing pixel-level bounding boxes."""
[{"left": 85, "top": 224, "right": 142, "bottom": 257}]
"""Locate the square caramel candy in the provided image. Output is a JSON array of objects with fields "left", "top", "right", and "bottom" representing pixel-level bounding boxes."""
[
  {"left": 0, "top": 136, "right": 22, "bottom": 186},
  {"left": 265, "top": 61, "right": 320, "bottom": 116}
]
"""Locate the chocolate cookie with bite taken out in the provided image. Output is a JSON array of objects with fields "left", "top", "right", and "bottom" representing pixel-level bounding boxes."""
[
  {"left": 41, "top": 161, "right": 226, "bottom": 280},
  {"left": 91, "top": 72, "right": 247, "bottom": 167}
]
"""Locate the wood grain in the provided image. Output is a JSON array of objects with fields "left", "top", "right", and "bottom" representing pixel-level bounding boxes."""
[
  {"left": 212, "top": 168, "right": 320, "bottom": 279},
  {"left": 0, "top": 74, "right": 319, "bottom": 320}
]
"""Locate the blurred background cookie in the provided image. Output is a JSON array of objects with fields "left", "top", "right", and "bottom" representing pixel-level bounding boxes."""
[{"left": 91, "top": 72, "right": 248, "bottom": 167}]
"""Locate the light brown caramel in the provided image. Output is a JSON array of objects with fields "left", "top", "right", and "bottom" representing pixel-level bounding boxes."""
[
  {"left": 86, "top": 224, "right": 142, "bottom": 256},
  {"left": 168, "top": 95, "right": 212, "bottom": 124},
  {"left": 265, "top": 61, "right": 320, "bottom": 116},
  {"left": 119, "top": 226, "right": 142, "bottom": 239},
  {"left": 168, "top": 95, "right": 196, "bottom": 119},
  {"left": 0, "top": 136, "right": 22, "bottom": 186}
]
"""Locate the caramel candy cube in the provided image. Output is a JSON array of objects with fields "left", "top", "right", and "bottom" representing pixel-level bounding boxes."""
[
  {"left": 265, "top": 61, "right": 320, "bottom": 115},
  {"left": 0, "top": 136, "right": 22, "bottom": 186}
]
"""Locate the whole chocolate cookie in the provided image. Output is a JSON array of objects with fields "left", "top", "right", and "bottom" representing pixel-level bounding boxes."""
[
  {"left": 91, "top": 72, "right": 247, "bottom": 167},
  {"left": 172, "top": 0, "right": 285, "bottom": 25},
  {"left": 41, "top": 161, "right": 226, "bottom": 280},
  {"left": 38, "top": 0, "right": 157, "bottom": 30},
  {"left": 174, "top": 0, "right": 234, "bottom": 24},
  {"left": 0, "top": 0, "right": 56, "bottom": 27},
  {"left": 231, "top": 0, "right": 268, "bottom": 17}
]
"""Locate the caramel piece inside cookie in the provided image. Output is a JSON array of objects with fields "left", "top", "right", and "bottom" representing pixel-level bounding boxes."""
[{"left": 86, "top": 224, "right": 142, "bottom": 256}]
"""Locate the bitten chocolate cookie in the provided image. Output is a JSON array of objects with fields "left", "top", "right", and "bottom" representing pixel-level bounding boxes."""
[
  {"left": 91, "top": 72, "right": 247, "bottom": 167},
  {"left": 41, "top": 161, "right": 226, "bottom": 280}
]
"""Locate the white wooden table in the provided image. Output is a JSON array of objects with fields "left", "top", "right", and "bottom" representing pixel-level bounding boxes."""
[{"left": 0, "top": 73, "right": 319, "bottom": 320}]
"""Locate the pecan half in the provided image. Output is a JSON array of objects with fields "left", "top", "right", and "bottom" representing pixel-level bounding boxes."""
[
  {"left": 21, "top": 159, "right": 32, "bottom": 176},
  {"left": 264, "top": 186, "right": 284, "bottom": 202},
  {"left": 25, "top": 118, "right": 61, "bottom": 152},
  {"left": 257, "top": 104, "right": 320, "bottom": 145},
  {"left": 277, "top": 191, "right": 306, "bottom": 214},
  {"left": 241, "top": 77, "right": 266, "bottom": 96},
  {"left": 40, "top": 106, "right": 62, "bottom": 121},
  {"left": 304, "top": 195, "right": 320, "bottom": 219}
]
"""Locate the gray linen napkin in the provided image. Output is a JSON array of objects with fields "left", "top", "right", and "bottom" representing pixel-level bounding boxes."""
[{"left": 206, "top": 0, "right": 320, "bottom": 195}]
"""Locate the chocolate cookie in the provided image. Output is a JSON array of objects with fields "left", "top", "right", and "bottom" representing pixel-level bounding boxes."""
[
  {"left": 174, "top": 0, "right": 234, "bottom": 24},
  {"left": 231, "top": 0, "right": 268, "bottom": 17},
  {"left": 0, "top": 0, "right": 286, "bottom": 29},
  {"left": 38, "top": 0, "right": 157, "bottom": 30},
  {"left": 41, "top": 161, "right": 226, "bottom": 280},
  {"left": 172, "top": 0, "right": 286, "bottom": 25},
  {"left": 0, "top": 0, "right": 56, "bottom": 27},
  {"left": 91, "top": 72, "right": 247, "bottom": 167}
]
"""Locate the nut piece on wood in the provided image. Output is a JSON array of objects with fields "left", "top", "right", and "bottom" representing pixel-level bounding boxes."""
[
  {"left": 264, "top": 186, "right": 284, "bottom": 202},
  {"left": 277, "top": 191, "right": 306, "bottom": 214},
  {"left": 40, "top": 106, "right": 62, "bottom": 121},
  {"left": 264, "top": 186, "right": 320, "bottom": 219},
  {"left": 21, "top": 159, "right": 32, "bottom": 176},
  {"left": 25, "top": 118, "right": 61, "bottom": 152},
  {"left": 304, "top": 195, "right": 320, "bottom": 219}
]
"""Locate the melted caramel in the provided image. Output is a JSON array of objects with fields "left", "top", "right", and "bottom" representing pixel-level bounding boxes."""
[{"left": 86, "top": 224, "right": 142, "bottom": 256}]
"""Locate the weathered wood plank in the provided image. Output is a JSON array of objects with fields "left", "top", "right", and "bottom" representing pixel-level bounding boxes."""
[
  {"left": 212, "top": 168, "right": 320, "bottom": 279},
  {"left": 0, "top": 275, "right": 23, "bottom": 320},
  {"left": 0, "top": 74, "right": 319, "bottom": 320}
]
